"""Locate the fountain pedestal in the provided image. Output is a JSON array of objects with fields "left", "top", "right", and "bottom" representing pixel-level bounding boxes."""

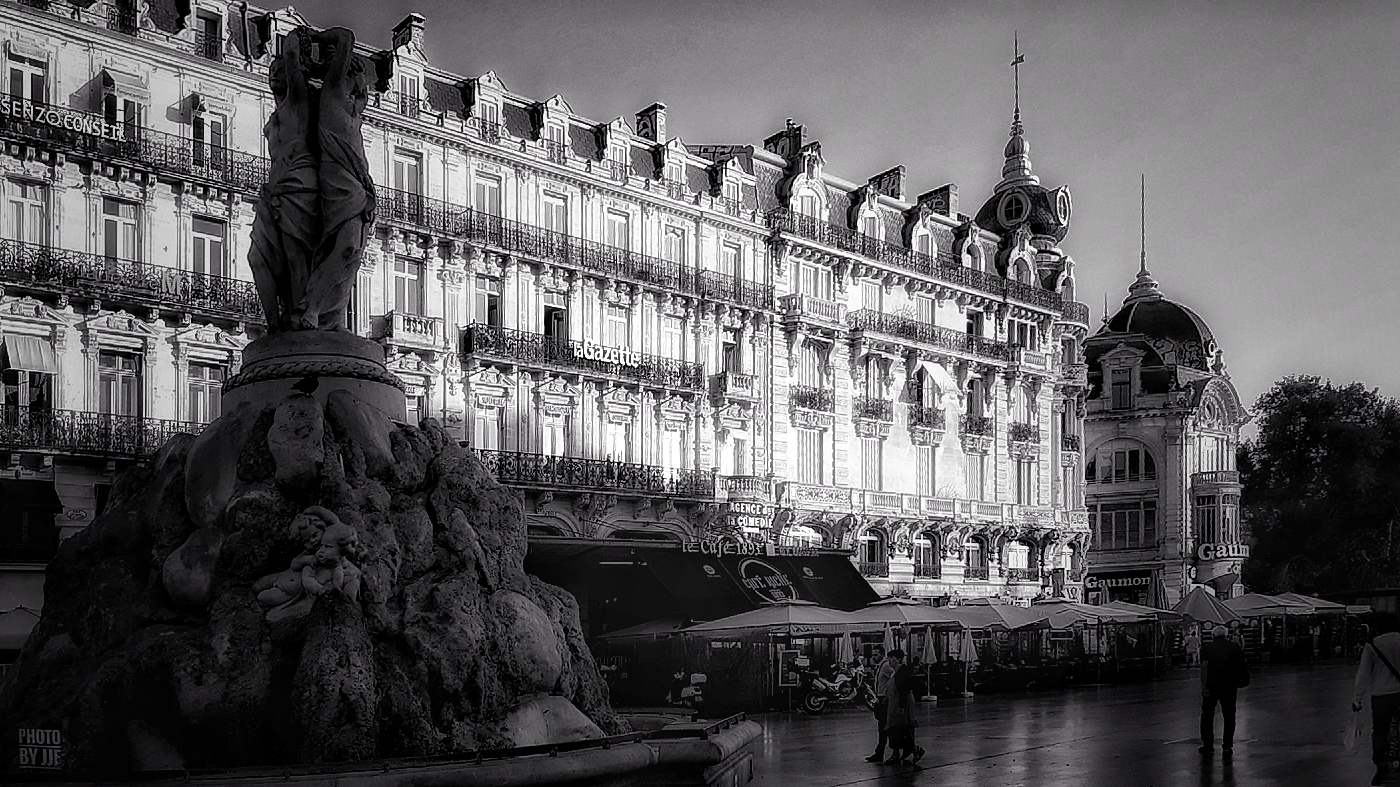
[{"left": 223, "top": 331, "right": 407, "bottom": 421}]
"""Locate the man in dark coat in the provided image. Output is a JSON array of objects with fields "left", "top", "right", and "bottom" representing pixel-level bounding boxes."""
[
  {"left": 864, "top": 646, "right": 893, "bottom": 762},
  {"left": 1200, "top": 624, "right": 1249, "bottom": 754}
]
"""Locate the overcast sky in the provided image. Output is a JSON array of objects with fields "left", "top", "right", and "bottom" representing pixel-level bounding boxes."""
[{"left": 293, "top": 0, "right": 1400, "bottom": 417}]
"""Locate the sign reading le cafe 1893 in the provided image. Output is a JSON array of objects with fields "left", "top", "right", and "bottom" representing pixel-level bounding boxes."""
[{"left": 0, "top": 97, "right": 128, "bottom": 141}]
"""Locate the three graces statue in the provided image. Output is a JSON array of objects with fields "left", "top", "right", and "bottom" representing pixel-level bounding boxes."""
[{"left": 249, "top": 27, "right": 376, "bottom": 333}]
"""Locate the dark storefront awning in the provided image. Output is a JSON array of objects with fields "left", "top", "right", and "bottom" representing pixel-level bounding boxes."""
[
  {"left": 0, "top": 479, "right": 63, "bottom": 513},
  {"left": 525, "top": 537, "right": 879, "bottom": 635}
]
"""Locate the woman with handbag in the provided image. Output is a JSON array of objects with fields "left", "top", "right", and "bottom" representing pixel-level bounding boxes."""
[{"left": 1353, "top": 612, "right": 1400, "bottom": 785}]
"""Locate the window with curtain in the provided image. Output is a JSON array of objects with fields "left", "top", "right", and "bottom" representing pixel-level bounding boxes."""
[
  {"left": 102, "top": 198, "right": 139, "bottom": 262},
  {"left": 187, "top": 362, "right": 225, "bottom": 423},
  {"left": 795, "top": 428, "right": 824, "bottom": 484},
  {"left": 861, "top": 213, "right": 879, "bottom": 238},
  {"left": 916, "top": 445, "right": 935, "bottom": 496},
  {"left": 1012, "top": 386, "right": 1030, "bottom": 423},
  {"left": 1015, "top": 460, "right": 1035, "bottom": 505},
  {"left": 916, "top": 294, "right": 935, "bottom": 324},
  {"left": 967, "top": 378, "right": 984, "bottom": 419},
  {"left": 1006, "top": 542, "right": 1030, "bottom": 570},
  {"left": 797, "top": 342, "right": 826, "bottom": 388},
  {"left": 541, "top": 415, "right": 569, "bottom": 457},
  {"left": 393, "top": 258, "right": 424, "bottom": 315},
  {"left": 7, "top": 181, "right": 46, "bottom": 244},
  {"left": 191, "top": 216, "right": 228, "bottom": 277},
  {"left": 604, "top": 420, "right": 629, "bottom": 462},
  {"left": 966, "top": 454, "right": 984, "bottom": 500},
  {"left": 863, "top": 356, "right": 881, "bottom": 398},
  {"left": 914, "top": 231, "right": 932, "bottom": 257},
  {"left": 861, "top": 280, "right": 882, "bottom": 312},
  {"left": 660, "top": 428, "right": 684, "bottom": 470}
]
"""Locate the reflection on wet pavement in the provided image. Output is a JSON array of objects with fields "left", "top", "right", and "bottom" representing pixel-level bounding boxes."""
[{"left": 748, "top": 662, "right": 1371, "bottom": 786}]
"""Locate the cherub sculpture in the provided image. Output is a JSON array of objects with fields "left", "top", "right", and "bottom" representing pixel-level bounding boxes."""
[{"left": 254, "top": 506, "right": 364, "bottom": 624}]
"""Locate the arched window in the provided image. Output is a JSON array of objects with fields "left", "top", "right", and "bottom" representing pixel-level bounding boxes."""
[
  {"left": 1006, "top": 541, "right": 1031, "bottom": 570},
  {"left": 859, "top": 529, "right": 889, "bottom": 577},
  {"left": 782, "top": 524, "right": 827, "bottom": 550},
  {"left": 1086, "top": 439, "right": 1157, "bottom": 484},
  {"left": 913, "top": 532, "right": 940, "bottom": 578},
  {"left": 964, "top": 536, "right": 987, "bottom": 567}
]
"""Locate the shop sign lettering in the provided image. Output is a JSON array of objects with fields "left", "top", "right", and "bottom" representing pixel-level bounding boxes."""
[
  {"left": 1083, "top": 572, "right": 1152, "bottom": 590},
  {"left": 581, "top": 342, "right": 641, "bottom": 368},
  {"left": 680, "top": 538, "right": 818, "bottom": 558},
  {"left": 0, "top": 97, "right": 127, "bottom": 141},
  {"left": 1196, "top": 543, "right": 1250, "bottom": 561},
  {"left": 16, "top": 728, "right": 63, "bottom": 769},
  {"left": 738, "top": 558, "right": 798, "bottom": 603}
]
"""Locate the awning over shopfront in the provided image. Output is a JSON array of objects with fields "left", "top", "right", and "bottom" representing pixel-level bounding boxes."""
[
  {"left": 525, "top": 537, "right": 878, "bottom": 636},
  {"left": 0, "top": 335, "right": 57, "bottom": 374},
  {"left": 0, "top": 479, "right": 63, "bottom": 512}
]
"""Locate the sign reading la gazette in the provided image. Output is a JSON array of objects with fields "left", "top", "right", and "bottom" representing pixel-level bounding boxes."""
[
  {"left": 580, "top": 342, "right": 641, "bottom": 368},
  {"left": 0, "top": 97, "right": 128, "bottom": 141}
]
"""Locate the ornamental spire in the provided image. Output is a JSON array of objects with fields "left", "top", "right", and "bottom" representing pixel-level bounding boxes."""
[
  {"left": 996, "top": 32, "right": 1039, "bottom": 193},
  {"left": 1125, "top": 174, "right": 1163, "bottom": 304}
]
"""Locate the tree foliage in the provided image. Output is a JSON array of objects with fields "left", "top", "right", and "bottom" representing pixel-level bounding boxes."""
[{"left": 1239, "top": 376, "right": 1400, "bottom": 593}]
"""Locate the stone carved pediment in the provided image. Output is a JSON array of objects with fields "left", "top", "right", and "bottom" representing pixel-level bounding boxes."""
[
  {"left": 170, "top": 323, "right": 246, "bottom": 351},
  {"left": 535, "top": 375, "right": 579, "bottom": 417},
  {"left": 1, "top": 295, "right": 69, "bottom": 327},
  {"left": 80, "top": 309, "right": 160, "bottom": 338}
]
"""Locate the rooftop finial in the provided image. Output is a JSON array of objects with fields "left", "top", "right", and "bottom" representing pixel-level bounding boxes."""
[
  {"left": 1011, "top": 32, "right": 1025, "bottom": 137},
  {"left": 1125, "top": 174, "right": 1163, "bottom": 304},
  {"left": 994, "top": 34, "right": 1038, "bottom": 193},
  {"left": 1102, "top": 292, "right": 1110, "bottom": 326}
]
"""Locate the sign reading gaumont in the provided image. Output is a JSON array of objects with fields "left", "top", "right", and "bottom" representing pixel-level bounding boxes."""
[
  {"left": 580, "top": 342, "right": 641, "bottom": 368},
  {"left": 0, "top": 98, "right": 128, "bottom": 141},
  {"left": 1083, "top": 571, "right": 1152, "bottom": 590},
  {"left": 1197, "top": 543, "right": 1250, "bottom": 561}
]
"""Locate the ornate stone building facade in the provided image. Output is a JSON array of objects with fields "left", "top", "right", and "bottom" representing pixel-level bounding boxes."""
[
  {"left": 0, "top": 2, "right": 1093, "bottom": 658},
  {"left": 1082, "top": 261, "right": 1249, "bottom": 608}
]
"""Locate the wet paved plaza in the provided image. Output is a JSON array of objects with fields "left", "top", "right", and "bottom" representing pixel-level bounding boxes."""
[{"left": 747, "top": 661, "right": 1372, "bottom": 786}]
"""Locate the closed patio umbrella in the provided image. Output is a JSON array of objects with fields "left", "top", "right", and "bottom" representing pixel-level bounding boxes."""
[
  {"left": 883, "top": 624, "right": 897, "bottom": 653},
  {"left": 957, "top": 628, "right": 979, "bottom": 697},
  {"left": 836, "top": 630, "right": 855, "bottom": 666}
]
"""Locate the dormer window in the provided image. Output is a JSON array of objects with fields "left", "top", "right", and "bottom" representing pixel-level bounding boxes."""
[
  {"left": 861, "top": 213, "right": 878, "bottom": 239},
  {"left": 1110, "top": 368, "right": 1132, "bottom": 410},
  {"left": 476, "top": 100, "right": 501, "bottom": 143},
  {"left": 195, "top": 10, "right": 223, "bottom": 61},
  {"left": 914, "top": 230, "right": 932, "bottom": 257},
  {"left": 796, "top": 191, "right": 819, "bottom": 219}
]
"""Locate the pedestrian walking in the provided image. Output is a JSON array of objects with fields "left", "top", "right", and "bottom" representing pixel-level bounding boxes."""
[
  {"left": 1352, "top": 612, "right": 1400, "bottom": 785},
  {"left": 864, "top": 646, "right": 893, "bottom": 763},
  {"left": 1185, "top": 629, "right": 1201, "bottom": 667},
  {"left": 884, "top": 651, "right": 926, "bottom": 765},
  {"left": 1199, "top": 625, "right": 1250, "bottom": 755}
]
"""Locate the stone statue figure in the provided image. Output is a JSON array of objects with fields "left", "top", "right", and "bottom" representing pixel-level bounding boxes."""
[
  {"left": 247, "top": 27, "right": 376, "bottom": 333},
  {"left": 253, "top": 506, "right": 364, "bottom": 625}
]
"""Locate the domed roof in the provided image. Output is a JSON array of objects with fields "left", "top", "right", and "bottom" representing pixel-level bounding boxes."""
[
  {"left": 973, "top": 120, "right": 1071, "bottom": 243},
  {"left": 1094, "top": 268, "right": 1218, "bottom": 371}
]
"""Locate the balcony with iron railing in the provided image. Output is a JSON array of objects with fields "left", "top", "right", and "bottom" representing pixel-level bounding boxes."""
[
  {"left": 106, "top": 3, "right": 138, "bottom": 34},
  {"left": 852, "top": 395, "right": 893, "bottom": 422},
  {"left": 377, "top": 310, "right": 443, "bottom": 351},
  {"left": 712, "top": 371, "right": 758, "bottom": 401},
  {"left": 0, "top": 238, "right": 263, "bottom": 322},
  {"left": 913, "top": 563, "right": 941, "bottom": 579},
  {"left": 858, "top": 561, "right": 890, "bottom": 578},
  {"left": 847, "top": 309, "right": 1013, "bottom": 363},
  {"left": 1060, "top": 300, "right": 1092, "bottom": 326},
  {"left": 597, "top": 158, "right": 629, "bottom": 181},
  {"left": 768, "top": 209, "right": 1063, "bottom": 311},
  {"left": 965, "top": 565, "right": 990, "bottom": 581},
  {"left": 543, "top": 139, "right": 569, "bottom": 165},
  {"left": 789, "top": 385, "right": 834, "bottom": 412},
  {"left": 1008, "top": 421, "right": 1041, "bottom": 444},
  {"left": 17, "top": 0, "right": 51, "bottom": 10},
  {"left": 656, "top": 179, "right": 690, "bottom": 202},
  {"left": 463, "top": 324, "right": 705, "bottom": 391},
  {"left": 1005, "top": 567, "right": 1038, "bottom": 583},
  {"left": 0, "top": 100, "right": 269, "bottom": 193},
  {"left": 713, "top": 195, "right": 742, "bottom": 217},
  {"left": 1060, "top": 362, "right": 1088, "bottom": 386},
  {"left": 372, "top": 191, "right": 773, "bottom": 311},
  {"left": 1061, "top": 434, "right": 1082, "bottom": 453},
  {"left": 959, "top": 414, "right": 993, "bottom": 437},
  {"left": 0, "top": 406, "right": 204, "bottom": 459},
  {"left": 908, "top": 404, "right": 946, "bottom": 430},
  {"left": 473, "top": 449, "right": 716, "bottom": 500},
  {"left": 1191, "top": 470, "right": 1242, "bottom": 490},
  {"left": 472, "top": 118, "right": 504, "bottom": 144},
  {"left": 194, "top": 28, "right": 221, "bottom": 61}
]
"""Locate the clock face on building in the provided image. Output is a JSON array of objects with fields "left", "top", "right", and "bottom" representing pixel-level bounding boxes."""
[
  {"left": 1054, "top": 187, "right": 1073, "bottom": 224},
  {"left": 997, "top": 190, "right": 1030, "bottom": 227}
]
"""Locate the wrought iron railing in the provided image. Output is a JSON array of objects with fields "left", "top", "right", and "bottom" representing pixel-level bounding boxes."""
[
  {"left": 371, "top": 193, "right": 772, "bottom": 311},
  {"left": 473, "top": 449, "right": 716, "bottom": 499},
  {"left": 1191, "top": 471, "right": 1241, "bottom": 486},
  {"left": 1006, "top": 567, "right": 1037, "bottom": 583},
  {"left": 908, "top": 405, "right": 946, "bottom": 430},
  {"left": 543, "top": 139, "right": 568, "bottom": 164},
  {"left": 463, "top": 324, "right": 705, "bottom": 391},
  {"left": 0, "top": 238, "right": 263, "bottom": 320},
  {"left": 713, "top": 195, "right": 741, "bottom": 217},
  {"left": 194, "top": 28, "right": 221, "bottom": 61},
  {"left": 0, "top": 406, "right": 203, "bottom": 458},
  {"left": 768, "top": 209, "right": 1062, "bottom": 310},
  {"left": 1061, "top": 434, "right": 1082, "bottom": 453},
  {"left": 858, "top": 561, "right": 890, "bottom": 578},
  {"left": 848, "top": 309, "right": 1013, "bottom": 362},
  {"left": 106, "top": 4, "right": 138, "bottom": 34},
  {"left": 658, "top": 178, "right": 689, "bottom": 201},
  {"left": 17, "top": 0, "right": 50, "bottom": 9},
  {"left": 1061, "top": 300, "right": 1091, "bottom": 325},
  {"left": 598, "top": 158, "right": 628, "bottom": 181},
  {"left": 913, "top": 563, "right": 941, "bottom": 579},
  {"left": 0, "top": 99, "right": 269, "bottom": 193},
  {"left": 965, "top": 565, "right": 990, "bottom": 580},
  {"left": 1009, "top": 421, "right": 1041, "bottom": 443},
  {"left": 473, "top": 118, "right": 503, "bottom": 144},
  {"left": 853, "top": 395, "right": 893, "bottom": 421},
  {"left": 960, "top": 415, "right": 993, "bottom": 436},
  {"left": 789, "top": 385, "right": 834, "bottom": 412}
]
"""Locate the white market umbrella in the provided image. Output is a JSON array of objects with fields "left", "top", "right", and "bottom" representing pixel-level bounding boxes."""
[
  {"left": 683, "top": 600, "right": 852, "bottom": 635},
  {"left": 836, "top": 631, "right": 855, "bottom": 666},
  {"left": 922, "top": 625, "right": 938, "bottom": 664},
  {"left": 883, "top": 624, "right": 897, "bottom": 653}
]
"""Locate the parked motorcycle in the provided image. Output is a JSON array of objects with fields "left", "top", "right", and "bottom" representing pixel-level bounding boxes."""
[{"left": 797, "top": 666, "right": 877, "bottom": 714}]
